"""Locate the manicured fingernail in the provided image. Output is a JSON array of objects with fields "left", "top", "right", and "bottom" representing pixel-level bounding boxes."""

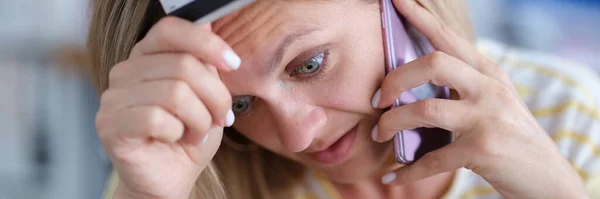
[
  {"left": 371, "top": 88, "right": 382, "bottom": 109},
  {"left": 382, "top": 172, "right": 396, "bottom": 184},
  {"left": 225, "top": 109, "right": 236, "bottom": 127},
  {"left": 201, "top": 133, "right": 209, "bottom": 144},
  {"left": 371, "top": 125, "right": 378, "bottom": 141},
  {"left": 222, "top": 49, "right": 241, "bottom": 70}
]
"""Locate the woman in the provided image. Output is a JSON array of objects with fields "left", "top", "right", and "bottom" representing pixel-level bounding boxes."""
[{"left": 89, "top": 0, "right": 600, "bottom": 198}]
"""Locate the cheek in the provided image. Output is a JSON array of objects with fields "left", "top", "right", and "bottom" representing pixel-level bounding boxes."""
[
  {"left": 334, "top": 12, "right": 385, "bottom": 111},
  {"left": 325, "top": 41, "right": 385, "bottom": 113},
  {"left": 233, "top": 113, "right": 279, "bottom": 148}
]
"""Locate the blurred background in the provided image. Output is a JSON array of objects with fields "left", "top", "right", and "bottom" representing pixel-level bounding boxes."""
[{"left": 0, "top": 0, "right": 599, "bottom": 198}]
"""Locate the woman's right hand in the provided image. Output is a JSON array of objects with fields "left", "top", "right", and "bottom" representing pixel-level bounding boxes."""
[{"left": 95, "top": 17, "right": 241, "bottom": 199}]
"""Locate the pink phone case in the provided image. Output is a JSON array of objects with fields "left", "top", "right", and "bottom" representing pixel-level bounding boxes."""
[{"left": 380, "top": 0, "right": 453, "bottom": 164}]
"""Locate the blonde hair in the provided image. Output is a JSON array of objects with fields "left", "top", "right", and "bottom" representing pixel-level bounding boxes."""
[{"left": 88, "top": 1, "right": 304, "bottom": 199}]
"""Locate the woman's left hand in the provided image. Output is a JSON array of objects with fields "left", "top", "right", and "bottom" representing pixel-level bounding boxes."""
[{"left": 371, "top": 0, "right": 589, "bottom": 198}]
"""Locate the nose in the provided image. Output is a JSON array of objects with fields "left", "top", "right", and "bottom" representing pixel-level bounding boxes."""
[{"left": 267, "top": 98, "right": 327, "bottom": 153}]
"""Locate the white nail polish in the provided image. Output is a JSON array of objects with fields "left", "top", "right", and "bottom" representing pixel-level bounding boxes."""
[
  {"left": 222, "top": 49, "right": 242, "bottom": 70},
  {"left": 201, "top": 134, "right": 209, "bottom": 144},
  {"left": 382, "top": 172, "right": 396, "bottom": 184},
  {"left": 225, "top": 109, "right": 236, "bottom": 127},
  {"left": 371, "top": 88, "right": 382, "bottom": 109},
  {"left": 371, "top": 125, "right": 378, "bottom": 141}
]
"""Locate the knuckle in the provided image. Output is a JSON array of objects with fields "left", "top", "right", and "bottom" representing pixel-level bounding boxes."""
[
  {"left": 418, "top": 99, "right": 441, "bottom": 121},
  {"left": 477, "top": 141, "right": 500, "bottom": 159},
  {"left": 99, "top": 89, "right": 117, "bottom": 107},
  {"left": 150, "top": 18, "right": 178, "bottom": 44},
  {"left": 421, "top": 152, "right": 442, "bottom": 170},
  {"left": 143, "top": 107, "right": 168, "bottom": 138},
  {"left": 94, "top": 112, "right": 111, "bottom": 138},
  {"left": 197, "top": 117, "right": 212, "bottom": 133},
  {"left": 196, "top": 76, "right": 231, "bottom": 116},
  {"left": 156, "top": 17, "right": 177, "bottom": 27},
  {"left": 437, "top": 23, "right": 453, "bottom": 37},
  {"left": 108, "top": 62, "right": 127, "bottom": 83},
  {"left": 129, "top": 43, "right": 142, "bottom": 57},
  {"left": 483, "top": 59, "right": 510, "bottom": 80},
  {"left": 95, "top": 109, "right": 120, "bottom": 143},
  {"left": 489, "top": 64, "right": 506, "bottom": 77},
  {"left": 470, "top": 130, "right": 501, "bottom": 158},
  {"left": 154, "top": 17, "right": 179, "bottom": 34},
  {"left": 198, "top": 29, "right": 224, "bottom": 49},
  {"left": 425, "top": 51, "right": 448, "bottom": 72},
  {"left": 493, "top": 83, "right": 514, "bottom": 103},
  {"left": 173, "top": 54, "right": 198, "bottom": 77},
  {"left": 203, "top": 35, "right": 223, "bottom": 52},
  {"left": 165, "top": 81, "right": 192, "bottom": 110}
]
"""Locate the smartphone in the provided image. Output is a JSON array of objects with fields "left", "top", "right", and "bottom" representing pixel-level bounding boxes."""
[
  {"left": 160, "top": 0, "right": 255, "bottom": 24},
  {"left": 380, "top": 0, "right": 453, "bottom": 164}
]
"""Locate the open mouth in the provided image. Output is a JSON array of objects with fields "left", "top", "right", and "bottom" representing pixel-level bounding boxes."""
[{"left": 308, "top": 124, "right": 359, "bottom": 165}]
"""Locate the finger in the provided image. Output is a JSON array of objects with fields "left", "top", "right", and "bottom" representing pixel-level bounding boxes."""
[
  {"left": 415, "top": 0, "right": 475, "bottom": 42},
  {"left": 376, "top": 52, "right": 487, "bottom": 109},
  {"left": 100, "top": 80, "right": 214, "bottom": 142},
  {"left": 97, "top": 105, "right": 185, "bottom": 144},
  {"left": 394, "top": 0, "right": 479, "bottom": 66},
  {"left": 382, "top": 142, "right": 467, "bottom": 185},
  {"left": 374, "top": 98, "right": 471, "bottom": 142},
  {"left": 109, "top": 54, "right": 233, "bottom": 126},
  {"left": 180, "top": 124, "right": 224, "bottom": 165},
  {"left": 394, "top": 0, "right": 512, "bottom": 87},
  {"left": 130, "top": 17, "right": 241, "bottom": 71}
]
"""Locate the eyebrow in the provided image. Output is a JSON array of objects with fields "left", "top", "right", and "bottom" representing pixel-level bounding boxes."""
[{"left": 268, "top": 26, "right": 323, "bottom": 74}]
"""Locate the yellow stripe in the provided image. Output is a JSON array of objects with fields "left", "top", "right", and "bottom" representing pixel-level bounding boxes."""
[
  {"left": 588, "top": 173, "right": 600, "bottom": 198},
  {"left": 552, "top": 130, "right": 600, "bottom": 182},
  {"left": 553, "top": 131, "right": 600, "bottom": 157},
  {"left": 572, "top": 162, "right": 590, "bottom": 182},
  {"left": 314, "top": 173, "right": 342, "bottom": 199},
  {"left": 505, "top": 59, "right": 597, "bottom": 109},
  {"left": 514, "top": 85, "right": 532, "bottom": 97},
  {"left": 531, "top": 100, "right": 600, "bottom": 121},
  {"left": 460, "top": 186, "right": 496, "bottom": 199}
]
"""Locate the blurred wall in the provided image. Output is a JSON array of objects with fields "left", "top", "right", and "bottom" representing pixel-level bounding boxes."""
[
  {"left": 0, "top": 1, "right": 110, "bottom": 199},
  {"left": 469, "top": 0, "right": 600, "bottom": 72}
]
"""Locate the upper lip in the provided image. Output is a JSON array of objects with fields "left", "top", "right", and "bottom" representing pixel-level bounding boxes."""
[{"left": 304, "top": 124, "right": 358, "bottom": 154}]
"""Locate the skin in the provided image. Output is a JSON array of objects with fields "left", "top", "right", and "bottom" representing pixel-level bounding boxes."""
[{"left": 95, "top": 0, "right": 590, "bottom": 198}]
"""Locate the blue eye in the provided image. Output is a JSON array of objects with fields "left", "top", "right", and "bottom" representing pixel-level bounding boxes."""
[
  {"left": 232, "top": 97, "right": 252, "bottom": 114},
  {"left": 295, "top": 52, "right": 326, "bottom": 75}
]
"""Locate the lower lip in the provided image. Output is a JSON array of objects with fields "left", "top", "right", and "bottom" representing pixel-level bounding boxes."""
[{"left": 309, "top": 125, "right": 358, "bottom": 165}]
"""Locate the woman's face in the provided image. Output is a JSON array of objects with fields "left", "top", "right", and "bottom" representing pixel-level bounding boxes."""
[{"left": 214, "top": 0, "right": 390, "bottom": 183}]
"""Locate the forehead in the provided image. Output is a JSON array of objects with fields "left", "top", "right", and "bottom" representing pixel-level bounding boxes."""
[{"left": 212, "top": 0, "right": 329, "bottom": 56}]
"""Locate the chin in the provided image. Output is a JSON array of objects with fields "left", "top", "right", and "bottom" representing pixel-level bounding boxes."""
[{"left": 309, "top": 134, "right": 393, "bottom": 184}]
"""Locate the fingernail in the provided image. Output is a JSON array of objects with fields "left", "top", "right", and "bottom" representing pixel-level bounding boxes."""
[
  {"left": 225, "top": 109, "right": 236, "bottom": 127},
  {"left": 201, "top": 133, "right": 209, "bottom": 144},
  {"left": 382, "top": 172, "right": 396, "bottom": 184},
  {"left": 371, "top": 88, "right": 382, "bottom": 109},
  {"left": 371, "top": 125, "right": 378, "bottom": 141},
  {"left": 222, "top": 49, "right": 241, "bottom": 70}
]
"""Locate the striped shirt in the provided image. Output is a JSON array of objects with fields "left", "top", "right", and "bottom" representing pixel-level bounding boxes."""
[{"left": 103, "top": 39, "right": 600, "bottom": 199}]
